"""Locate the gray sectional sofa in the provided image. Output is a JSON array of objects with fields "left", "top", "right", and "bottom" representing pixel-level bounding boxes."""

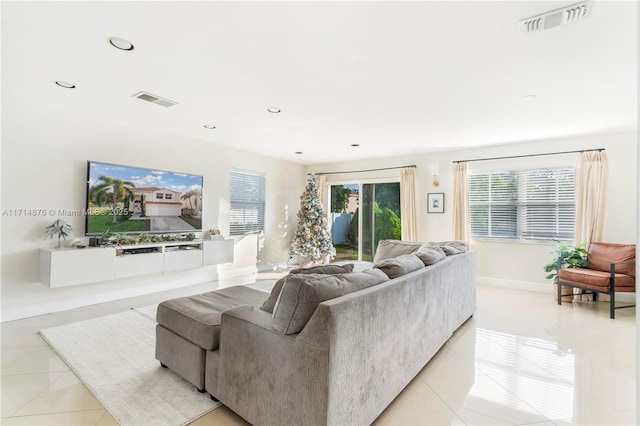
[{"left": 156, "top": 240, "right": 476, "bottom": 425}]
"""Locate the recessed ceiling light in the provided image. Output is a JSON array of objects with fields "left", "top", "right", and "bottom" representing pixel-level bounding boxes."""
[
  {"left": 521, "top": 95, "right": 537, "bottom": 102},
  {"left": 295, "top": 151, "right": 303, "bottom": 154},
  {"left": 267, "top": 107, "right": 281, "bottom": 113},
  {"left": 55, "top": 80, "right": 76, "bottom": 89},
  {"left": 109, "top": 37, "right": 134, "bottom": 51},
  {"left": 351, "top": 144, "right": 360, "bottom": 147},
  {"left": 204, "top": 124, "right": 216, "bottom": 129}
]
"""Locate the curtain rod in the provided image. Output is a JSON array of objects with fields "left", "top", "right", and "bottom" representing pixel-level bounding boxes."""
[
  {"left": 313, "top": 165, "right": 416, "bottom": 176},
  {"left": 453, "top": 148, "right": 605, "bottom": 164}
]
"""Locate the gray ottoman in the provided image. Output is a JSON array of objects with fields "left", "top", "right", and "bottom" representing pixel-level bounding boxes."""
[{"left": 155, "top": 286, "right": 267, "bottom": 391}]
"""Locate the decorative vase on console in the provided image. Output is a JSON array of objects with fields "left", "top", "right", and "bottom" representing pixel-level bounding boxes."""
[{"left": 208, "top": 229, "right": 224, "bottom": 240}]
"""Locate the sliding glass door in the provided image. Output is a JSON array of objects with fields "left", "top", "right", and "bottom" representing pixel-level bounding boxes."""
[{"left": 329, "top": 181, "right": 401, "bottom": 261}]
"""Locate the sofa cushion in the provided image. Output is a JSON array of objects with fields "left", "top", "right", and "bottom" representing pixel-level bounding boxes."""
[
  {"left": 156, "top": 286, "right": 267, "bottom": 350},
  {"left": 260, "top": 263, "right": 355, "bottom": 313},
  {"left": 272, "top": 268, "right": 389, "bottom": 335},
  {"left": 374, "top": 254, "right": 424, "bottom": 279},
  {"left": 587, "top": 242, "right": 636, "bottom": 277},
  {"left": 373, "top": 240, "right": 423, "bottom": 263},
  {"left": 414, "top": 247, "right": 447, "bottom": 266}
]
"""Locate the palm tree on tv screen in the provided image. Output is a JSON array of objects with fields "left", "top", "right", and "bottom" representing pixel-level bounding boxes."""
[
  {"left": 90, "top": 175, "right": 136, "bottom": 224},
  {"left": 181, "top": 189, "right": 202, "bottom": 215},
  {"left": 181, "top": 191, "right": 195, "bottom": 211}
]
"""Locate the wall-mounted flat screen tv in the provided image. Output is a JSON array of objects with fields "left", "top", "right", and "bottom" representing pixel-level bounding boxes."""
[{"left": 86, "top": 161, "right": 203, "bottom": 235}]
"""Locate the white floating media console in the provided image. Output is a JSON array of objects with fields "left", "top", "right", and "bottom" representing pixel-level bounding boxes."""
[{"left": 40, "top": 239, "right": 234, "bottom": 288}]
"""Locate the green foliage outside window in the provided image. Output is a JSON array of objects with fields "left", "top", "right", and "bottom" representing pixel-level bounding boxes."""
[{"left": 348, "top": 203, "right": 401, "bottom": 248}]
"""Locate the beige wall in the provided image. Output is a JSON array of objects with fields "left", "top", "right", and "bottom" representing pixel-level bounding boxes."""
[{"left": 309, "top": 131, "right": 637, "bottom": 290}]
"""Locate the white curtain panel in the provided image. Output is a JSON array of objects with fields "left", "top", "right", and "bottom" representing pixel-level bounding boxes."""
[
  {"left": 452, "top": 163, "right": 471, "bottom": 244},
  {"left": 317, "top": 174, "right": 327, "bottom": 205},
  {"left": 573, "top": 151, "right": 609, "bottom": 300},
  {"left": 575, "top": 151, "right": 609, "bottom": 246},
  {"left": 400, "top": 167, "right": 418, "bottom": 242}
]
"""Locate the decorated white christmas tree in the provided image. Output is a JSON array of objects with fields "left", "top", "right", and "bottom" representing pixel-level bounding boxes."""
[{"left": 291, "top": 174, "right": 335, "bottom": 263}]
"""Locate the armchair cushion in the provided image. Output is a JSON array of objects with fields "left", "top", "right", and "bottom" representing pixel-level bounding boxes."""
[
  {"left": 587, "top": 242, "right": 636, "bottom": 277},
  {"left": 558, "top": 267, "right": 635, "bottom": 292}
]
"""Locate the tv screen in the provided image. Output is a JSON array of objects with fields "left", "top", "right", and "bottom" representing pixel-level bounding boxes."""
[{"left": 86, "top": 161, "right": 203, "bottom": 236}]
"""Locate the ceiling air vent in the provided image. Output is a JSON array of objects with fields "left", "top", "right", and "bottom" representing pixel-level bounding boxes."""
[
  {"left": 132, "top": 91, "right": 178, "bottom": 108},
  {"left": 520, "top": 1, "right": 592, "bottom": 33}
]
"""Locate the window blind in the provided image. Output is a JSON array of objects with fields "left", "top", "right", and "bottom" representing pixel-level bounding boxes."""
[
  {"left": 469, "top": 167, "right": 575, "bottom": 242},
  {"left": 229, "top": 169, "right": 265, "bottom": 236}
]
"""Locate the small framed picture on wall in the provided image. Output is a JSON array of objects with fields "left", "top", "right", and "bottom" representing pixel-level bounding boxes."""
[{"left": 427, "top": 193, "right": 444, "bottom": 213}]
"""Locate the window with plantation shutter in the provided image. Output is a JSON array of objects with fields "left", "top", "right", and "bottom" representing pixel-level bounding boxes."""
[
  {"left": 469, "top": 167, "right": 575, "bottom": 242},
  {"left": 229, "top": 169, "right": 265, "bottom": 236}
]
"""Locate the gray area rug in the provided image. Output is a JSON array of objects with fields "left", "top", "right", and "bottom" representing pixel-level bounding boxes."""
[{"left": 40, "top": 307, "right": 219, "bottom": 425}]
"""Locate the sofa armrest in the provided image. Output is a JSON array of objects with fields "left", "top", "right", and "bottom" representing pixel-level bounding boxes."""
[
  {"left": 222, "top": 304, "right": 277, "bottom": 331},
  {"left": 216, "top": 305, "right": 330, "bottom": 426}
]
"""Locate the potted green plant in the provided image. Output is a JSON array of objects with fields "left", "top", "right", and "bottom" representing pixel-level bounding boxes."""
[
  {"left": 544, "top": 242, "right": 589, "bottom": 284},
  {"left": 545, "top": 242, "right": 589, "bottom": 301},
  {"left": 44, "top": 219, "right": 73, "bottom": 249}
]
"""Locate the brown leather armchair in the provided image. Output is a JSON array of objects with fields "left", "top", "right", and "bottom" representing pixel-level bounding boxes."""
[{"left": 557, "top": 242, "right": 636, "bottom": 319}]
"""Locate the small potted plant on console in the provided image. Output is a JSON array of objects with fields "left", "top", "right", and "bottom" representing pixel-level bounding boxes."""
[{"left": 44, "top": 218, "right": 73, "bottom": 249}]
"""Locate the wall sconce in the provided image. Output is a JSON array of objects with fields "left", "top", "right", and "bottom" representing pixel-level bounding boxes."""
[{"left": 431, "top": 163, "right": 440, "bottom": 187}]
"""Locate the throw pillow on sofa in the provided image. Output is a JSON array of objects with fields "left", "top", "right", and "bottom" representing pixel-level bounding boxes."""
[
  {"left": 373, "top": 240, "right": 424, "bottom": 263},
  {"left": 373, "top": 254, "right": 424, "bottom": 279},
  {"left": 290, "top": 263, "right": 355, "bottom": 275},
  {"left": 260, "top": 263, "right": 355, "bottom": 313},
  {"left": 413, "top": 247, "right": 447, "bottom": 266},
  {"left": 422, "top": 241, "right": 468, "bottom": 256},
  {"left": 272, "top": 268, "right": 389, "bottom": 335}
]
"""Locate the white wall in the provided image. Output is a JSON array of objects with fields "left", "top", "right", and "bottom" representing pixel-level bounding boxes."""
[
  {"left": 1, "top": 111, "right": 305, "bottom": 322},
  {"left": 309, "top": 131, "right": 637, "bottom": 291}
]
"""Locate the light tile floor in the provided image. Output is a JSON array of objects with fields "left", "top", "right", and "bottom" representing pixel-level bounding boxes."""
[{"left": 1, "top": 276, "right": 636, "bottom": 425}]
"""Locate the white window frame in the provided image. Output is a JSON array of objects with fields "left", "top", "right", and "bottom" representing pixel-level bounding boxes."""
[
  {"left": 468, "top": 167, "right": 575, "bottom": 243},
  {"left": 229, "top": 169, "right": 266, "bottom": 236}
]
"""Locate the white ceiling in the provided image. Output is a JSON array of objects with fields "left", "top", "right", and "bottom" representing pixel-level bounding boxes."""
[{"left": 2, "top": 1, "right": 637, "bottom": 165}]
